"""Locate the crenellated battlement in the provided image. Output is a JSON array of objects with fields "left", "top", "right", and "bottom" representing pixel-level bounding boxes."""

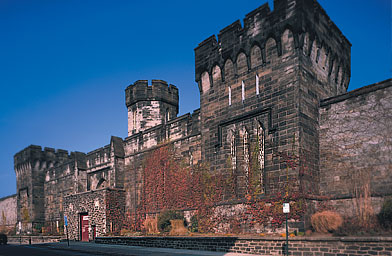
[
  {"left": 195, "top": 0, "right": 351, "bottom": 93},
  {"left": 13, "top": 145, "right": 87, "bottom": 176},
  {"left": 125, "top": 79, "right": 180, "bottom": 136},
  {"left": 13, "top": 144, "right": 86, "bottom": 227},
  {"left": 125, "top": 79, "right": 179, "bottom": 108},
  {"left": 14, "top": 145, "right": 71, "bottom": 171}
]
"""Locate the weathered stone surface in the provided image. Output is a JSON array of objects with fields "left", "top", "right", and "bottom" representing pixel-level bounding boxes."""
[
  {"left": 125, "top": 80, "right": 179, "bottom": 136},
  {"left": 0, "top": 194, "right": 17, "bottom": 230},
  {"left": 3, "top": 0, "right": 391, "bottom": 240},
  {"left": 96, "top": 236, "right": 392, "bottom": 256},
  {"left": 63, "top": 188, "right": 125, "bottom": 240},
  {"left": 123, "top": 108, "right": 201, "bottom": 214},
  {"left": 13, "top": 146, "right": 79, "bottom": 232},
  {"left": 319, "top": 79, "right": 392, "bottom": 214}
]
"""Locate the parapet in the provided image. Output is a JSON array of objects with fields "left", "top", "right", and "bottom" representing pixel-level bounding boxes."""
[
  {"left": 124, "top": 108, "right": 201, "bottom": 153},
  {"left": 70, "top": 151, "right": 87, "bottom": 169},
  {"left": 56, "top": 149, "right": 69, "bottom": 159},
  {"left": 195, "top": 0, "right": 351, "bottom": 85},
  {"left": 111, "top": 136, "right": 124, "bottom": 158},
  {"left": 320, "top": 78, "right": 392, "bottom": 107},
  {"left": 125, "top": 79, "right": 179, "bottom": 108},
  {"left": 14, "top": 145, "right": 43, "bottom": 169},
  {"left": 14, "top": 145, "right": 76, "bottom": 172}
]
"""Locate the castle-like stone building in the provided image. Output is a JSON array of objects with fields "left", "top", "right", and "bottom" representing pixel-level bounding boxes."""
[{"left": 1, "top": 0, "right": 391, "bottom": 240}]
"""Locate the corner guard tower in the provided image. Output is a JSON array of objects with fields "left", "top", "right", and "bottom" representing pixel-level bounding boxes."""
[
  {"left": 125, "top": 80, "right": 179, "bottom": 136},
  {"left": 194, "top": 0, "right": 351, "bottom": 197},
  {"left": 14, "top": 146, "right": 77, "bottom": 233}
]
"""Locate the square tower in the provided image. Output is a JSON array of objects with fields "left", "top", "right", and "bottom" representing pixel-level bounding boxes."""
[
  {"left": 125, "top": 80, "right": 179, "bottom": 136},
  {"left": 195, "top": 0, "right": 351, "bottom": 197}
]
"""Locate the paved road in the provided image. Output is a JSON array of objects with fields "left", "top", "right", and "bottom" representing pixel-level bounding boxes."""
[
  {"left": 0, "top": 244, "right": 93, "bottom": 256},
  {"left": 0, "top": 242, "right": 255, "bottom": 256}
]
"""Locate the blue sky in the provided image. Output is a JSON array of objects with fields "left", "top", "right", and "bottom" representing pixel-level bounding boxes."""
[{"left": 0, "top": 0, "right": 391, "bottom": 198}]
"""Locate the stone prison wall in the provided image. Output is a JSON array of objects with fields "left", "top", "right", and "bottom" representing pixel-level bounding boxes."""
[
  {"left": 0, "top": 194, "right": 17, "bottom": 232},
  {"left": 319, "top": 79, "right": 392, "bottom": 215},
  {"left": 96, "top": 236, "right": 392, "bottom": 256}
]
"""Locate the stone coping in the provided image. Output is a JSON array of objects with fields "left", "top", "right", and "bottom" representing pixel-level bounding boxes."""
[
  {"left": 0, "top": 193, "right": 17, "bottom": 201},
  {"left": 320, "top": 78, "right": 392, "bottom": 107},
  {"left": 96, "top": 235, "right": 392, "bottom": 255},
  {"left": 98, "top": 235, "right": 392, "bottom": 242},
  {"left": 8, "top": 235, "right": 64, "bottom": 244},
  {"left": 8, "top": 235, "right": 64, "bottom": 238}
]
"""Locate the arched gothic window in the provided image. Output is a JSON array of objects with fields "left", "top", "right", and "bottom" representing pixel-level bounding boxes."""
[
  {"left": 96, "top": 178, "right": 106, "bottom": 190},
  {"left": 230, "top": 130, "right": 236, "bottom": 172},
  {"left": 243, "top": 128, "right": 250, "bottom": 193},
  {"left": 257, "top": 123, "right": 265, "bottom": 193}
]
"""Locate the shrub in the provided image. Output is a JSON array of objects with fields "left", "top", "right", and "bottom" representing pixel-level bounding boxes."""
[
  {"left": 311, "top": 210, "right": 343, "bottom": 233},
  {"left": 143, "top": 218, "right": 159, "bottom": 234},
  {"left": 189, "top": 214, "right": 198, "bottom": 233},
  {"left": 378, "top": 198, "right": 392, "bottom": 229},
  {"left": 169, "top": 219, "right": 188, "bottom": 236},
  {"left": 120, "top": 229, "right": 133, "bottom": 236},
  {"left": 157, "top": 210, "right": 184, "bottom": 232},
  {"left": 33, "top": 223, "right": 43, "bottom": 234}
]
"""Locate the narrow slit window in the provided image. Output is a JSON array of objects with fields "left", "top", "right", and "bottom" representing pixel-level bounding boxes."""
[
  {"left": 241, "top": 81, "right": 245, "bottom": 101},
  {"left": 256, "top": 74, "right": 260, "bottom": 95},
  {"left": 228, "top": 86, "right": 232, "bottom": 106},
  {"left": 133, "top": 111, "right": 136, "bottom": 129},
  {"left": 316, "top": 48, "right": 321, "bottom": 63},
  {"left": 165, "top": 108, "right": 170, "bottom": 122},
  {"left": 189, "top": 151, "right": 193, "bottom": 168},
  {"left": 323, "top": 53, "right": 329, "bottom": 70}
]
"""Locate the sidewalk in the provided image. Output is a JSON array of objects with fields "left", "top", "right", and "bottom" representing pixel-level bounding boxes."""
[{"left": 35, "top": 241, "right": 257, "bottom": 256}]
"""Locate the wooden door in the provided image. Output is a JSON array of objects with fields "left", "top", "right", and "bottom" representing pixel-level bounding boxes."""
[{"left": 80, "top": 213, "right": 89, "bottom": 242}]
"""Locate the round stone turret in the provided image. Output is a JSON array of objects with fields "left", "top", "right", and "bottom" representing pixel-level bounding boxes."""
[{"left": 125, "top": 80, "right": 179, "bottom": 136}]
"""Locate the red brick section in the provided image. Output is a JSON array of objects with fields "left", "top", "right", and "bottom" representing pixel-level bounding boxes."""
[{"left": 95, "top": 236, "right": 392, "bottom": 256}]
